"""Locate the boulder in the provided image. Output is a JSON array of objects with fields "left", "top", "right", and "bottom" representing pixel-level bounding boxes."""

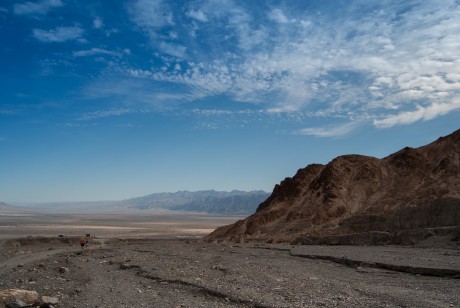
[{"left": 0, "top": 289, "right": 39, "bottom": 307}]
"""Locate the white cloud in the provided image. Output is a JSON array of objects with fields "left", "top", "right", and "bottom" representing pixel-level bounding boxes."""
[
  {"left": 116, "top": 1, "right": 460, "bottom": 134},
  {"left": 78, "top": 108, "right": 132, "bottom": 121},
  {"left": 93, "top": 17, "right": 103, "bottom": 29},
  {"left": 129, "top": 0, "right": 174, "bottom": 32},
  {"left": 126, "top": 68, "right": 153, "bottom": 79},
  {"left": 73, "top": 48, "right": 125, "bottom": 57},
  {"left": 294, "top": 121, "right": 362, "bottom": 138},
  {"left": 150, "top": 62, "right": 233, "bottom": 98},
  {"left": 268, "top": 9, "right": 290, "bottom": 24},
  {"left": 32, "top": 26, "right": 84, "bottom": 43},
  {"left": 128, "top": 0, "right": 188, "bottom": 58},
  {"left": 374, "top": 99, "right": 460, "bottom": 128},
  {"left": 14, "top": 0, "right": 62, "bottom": 15},
  {"left": 159, "top": 42, "right": 187, "bottom": 59},
  {"left": 191, "top": 109, "right": 234, "bottom": 116},
  {"left": 82, "top": 76, "right": 197, "bottom": 111},
  {"left": 187, "top": 9, "right": 207, "bottom": 22},
  {"left": 446, "top": 73, "right": 460, "bottom": 82}
]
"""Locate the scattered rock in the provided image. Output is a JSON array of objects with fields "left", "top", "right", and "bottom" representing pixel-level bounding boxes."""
[
  {"left": 42, "top": 295, "right": 59, "bottom": 305},
  {"left": 212, "top": 265, "right": 228, "bottom": 273},
  {"left": 58, "top": 267, "right": 69, "bottom": 274},
  {"left": 119, "top": 263, "right": 140, "bottom": 270}
]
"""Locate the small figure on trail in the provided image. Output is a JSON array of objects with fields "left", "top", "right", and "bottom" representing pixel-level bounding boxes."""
[{"left": 79, "top": 237, "right": 86, "bottom": 250}]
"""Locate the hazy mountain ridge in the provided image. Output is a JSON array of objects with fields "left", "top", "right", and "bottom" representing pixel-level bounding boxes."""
[
  {"left": 0, "top": 202, "right": 36, "bottom": 215},
  {"left": 0, "top": 202, "right": 19, "bottom": 211},
  {"left": 2, "top": 190, "right": 270, "bottom": 215},
  {"left": 207, "top": 129, "right": 460, "bottom": 244},
  {"left": 125, "top": 190, "right": 270, "bottom": 214}
]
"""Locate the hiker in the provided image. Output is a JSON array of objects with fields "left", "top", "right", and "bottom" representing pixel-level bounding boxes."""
[{"left": 79, "top": 237, "right": 86, "bottom": 250}]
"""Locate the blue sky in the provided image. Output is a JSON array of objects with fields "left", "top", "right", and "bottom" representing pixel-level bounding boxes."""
[{"left": 1, "top": 0, "right": 459, "bottom": 202}]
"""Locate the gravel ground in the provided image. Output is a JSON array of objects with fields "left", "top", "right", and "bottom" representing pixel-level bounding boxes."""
[{"left": 1, "top": 238, "right": 459, "bottom": 307}]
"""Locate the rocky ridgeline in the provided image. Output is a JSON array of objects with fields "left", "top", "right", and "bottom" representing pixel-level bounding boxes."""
[{"left": 207, "top": 129, "right": 460, "bottom": 245}]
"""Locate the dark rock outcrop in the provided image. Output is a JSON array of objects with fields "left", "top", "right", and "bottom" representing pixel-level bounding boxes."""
[{"left": 206, "top": 129, "right": 460, "bottom": 244}]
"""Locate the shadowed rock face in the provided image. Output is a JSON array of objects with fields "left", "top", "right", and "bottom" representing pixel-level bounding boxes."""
[{"left": 206, "top": 129, "right": 460, "bottom": 244}]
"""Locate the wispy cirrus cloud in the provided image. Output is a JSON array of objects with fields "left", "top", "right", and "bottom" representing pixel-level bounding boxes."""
[
  {"left": 110, "top": 0, "right": 460, "bottom": 135},
  {"left": 81, "top": 75, "right": 197, "bottom": 111},
  {"left": 14, "top": 0, "right": 63, "bottom": 16},
  {"left": 73, "top": 48, "right": 130, "bottom": 58},
  {"left": 32, "top": 26, "right": 84, "bottom": 42},
  {"left": 374, "top": 99, "right": 460, "bottom": 128},
  {"left": 294, "top": 121, "right": 363, "bottom": 138},
  {"left": 78, "top": 108, "right": 133, "bottom": 121}
]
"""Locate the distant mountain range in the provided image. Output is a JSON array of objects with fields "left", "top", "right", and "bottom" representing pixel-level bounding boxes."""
[
  {"left": 0, "top": 202, "right": 16, "bottom": 210},
  {"left": 0, "top": 201, "right": 28, "bottom": 214},
  {"left": 1, "top": 190, "right": 270, "bottom": 215},
  {"left": 124, "top": 190, "right": 270, "bottom": 214}
]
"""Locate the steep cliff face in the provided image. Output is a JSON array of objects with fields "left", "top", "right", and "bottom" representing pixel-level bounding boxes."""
[{"left": 206, "top": 129, "right": 460, "bottom": 244}]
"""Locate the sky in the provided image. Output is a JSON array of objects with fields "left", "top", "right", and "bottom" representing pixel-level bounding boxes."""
[{"left": 1, "top": 0, "right": 459, "bottom": 203}]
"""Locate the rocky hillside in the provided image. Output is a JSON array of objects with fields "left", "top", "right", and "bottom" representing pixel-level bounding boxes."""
[
  {"left": 207, "top": 129, "right": 460, "bottom": 245},
  {"left": 125, "top": 190, "right": 270, "bottom": 214}
]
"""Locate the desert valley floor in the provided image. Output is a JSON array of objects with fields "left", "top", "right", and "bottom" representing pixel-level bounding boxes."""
[{"left": 0, "top": 213, "right": 459, "bottom": 307}]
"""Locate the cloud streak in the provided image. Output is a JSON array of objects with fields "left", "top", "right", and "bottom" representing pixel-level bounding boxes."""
[
  {"left": 295, "top": 122, "right": 362, "bottom": 138},
  {"left": 14, "top": 0, "right": 63, "bottom": 16},
  {"left": 72, "top": 48, "right": 129, "bottom": 58},
  {"left": 78, "top": 108, "right": 133, "bottom": 121},
  {"left": 33, "top": 26, "right": 84, "bottom": 42},
  {"left": 374, "top": 99, "right": 460, "bottom": 128}
]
